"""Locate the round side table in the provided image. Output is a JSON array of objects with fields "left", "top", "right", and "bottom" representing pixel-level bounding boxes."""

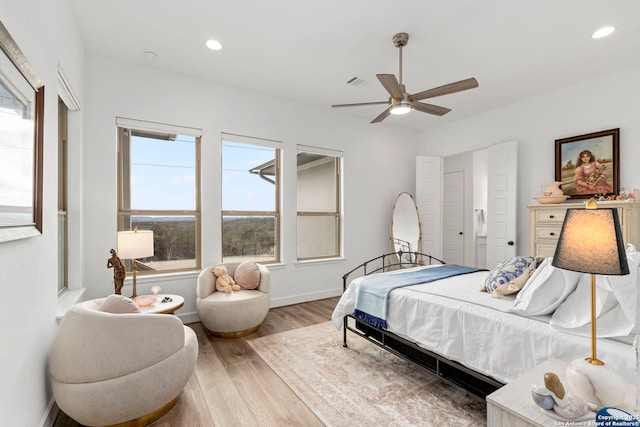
[{"left": 137, "top": 294, "right": 184, "bottom": 315}]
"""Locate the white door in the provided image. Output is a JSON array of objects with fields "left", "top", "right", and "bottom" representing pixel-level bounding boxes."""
[
  {"left": 416, "top": 156, "right": 442, "bottom": 259},
  {"left": 486, "top": 141, "right": 518, "bottom": 268},
  {"left": 442, "top": 171, "right": 464, "bottom": 264}
]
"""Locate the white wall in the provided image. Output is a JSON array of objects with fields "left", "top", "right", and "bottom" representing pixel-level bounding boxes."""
[
  {"left": 81, "top": 54, "right": 420, "bottom": 320},
  {"left": 0, "top": 3, "right": 419, "bottom": 425},
  {"left": 419, "top": 65, "right": 640, "bottom": 257},
  {"left": 0, "top": 0, "right": 85, "bottom": 426}
]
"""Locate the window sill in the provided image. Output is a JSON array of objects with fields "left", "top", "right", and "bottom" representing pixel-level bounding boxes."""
[
  {"left": 294, "top": 257, "right": 345, "bottom": 267},
  {"left": 56, "top": 287, "right": 86, "bottom": 324}
]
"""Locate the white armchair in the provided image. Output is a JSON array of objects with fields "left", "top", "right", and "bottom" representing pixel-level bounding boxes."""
[
  {"left": 196, "top": 262, "right": 270, "bottom": 337},
  {"left": 50, "top": 297, "right": 198, "bottom": 426}
]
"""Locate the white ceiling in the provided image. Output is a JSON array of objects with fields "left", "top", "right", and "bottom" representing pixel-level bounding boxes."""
[{"left": 69, "top": 0, "right": 640, "bottom": 131}]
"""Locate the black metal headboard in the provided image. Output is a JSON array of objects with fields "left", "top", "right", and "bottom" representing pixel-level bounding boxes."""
[{"left": 342, "top": 251, "right": 445, "bottom": 291}]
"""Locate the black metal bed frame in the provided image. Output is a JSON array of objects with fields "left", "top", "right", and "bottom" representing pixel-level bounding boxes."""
[{"left": 341, "top": 251, "right": 504, "bottom": 397}]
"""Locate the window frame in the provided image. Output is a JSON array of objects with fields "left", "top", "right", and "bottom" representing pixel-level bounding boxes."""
[
  {"left": 57, "top": 97, "right": 68, "bottom": 295},
  {"left": 221, "top": 134, "right": 281, "bottom": 265},
  {"left": 117, "top": 121, "right": 202, "bottom": 274},
  {"left": 296, "top": 147, "right": 342, "bottom": 261}
]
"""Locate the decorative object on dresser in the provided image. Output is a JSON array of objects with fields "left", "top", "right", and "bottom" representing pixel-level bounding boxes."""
[
  {"left": 117, "top": 227, "right": 154, "bottom": 298},
  {"left": 528, "top": 200, "right": 640, "bottom": 258},
  {"left": 555, "top": 128, "right": 619, "bottom": 199},
  {"left": 534, "top": 181, "right": 570, "bottom": 204},
  {"left": 551, "top": 201, "right": 629, "bottom": 408}
]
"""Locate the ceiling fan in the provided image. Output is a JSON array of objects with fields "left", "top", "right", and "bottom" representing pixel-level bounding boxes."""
[{"left": 331, "top": 32, "right": 479, "bottom": 124}]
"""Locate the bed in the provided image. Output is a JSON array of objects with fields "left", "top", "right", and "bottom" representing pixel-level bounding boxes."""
[{"left": 332, "top": 251, "right": 637, "bottom": 397}]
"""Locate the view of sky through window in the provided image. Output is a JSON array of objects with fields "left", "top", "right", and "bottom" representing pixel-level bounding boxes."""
[
  {"left": 130, "top": 135, "right": 196, "bottom": 210},
  {"left": 222, "top": 141, "right": 276, "bottom": 211}
]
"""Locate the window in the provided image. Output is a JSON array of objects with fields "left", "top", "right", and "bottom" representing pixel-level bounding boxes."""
[
  {"left": 221, "top": 134, "right": 280, "bottom": 264},
  {"left": 117, "top": 119, "right": 201, "bottom": 273},
  {"left": 296, "top": 147, "right": 342, "bottom": 260},
  {"left": 57, "top": 97, "right": 68, "bottom": 294}
]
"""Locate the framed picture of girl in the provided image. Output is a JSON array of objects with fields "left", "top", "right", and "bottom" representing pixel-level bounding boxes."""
[{"left": 555, "top": 128, "right": 620, "bottom": 199}]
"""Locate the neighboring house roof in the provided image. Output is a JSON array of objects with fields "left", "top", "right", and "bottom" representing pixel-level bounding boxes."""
[{"left": 249, "top": 152, "right": 326, "bottom": 184}]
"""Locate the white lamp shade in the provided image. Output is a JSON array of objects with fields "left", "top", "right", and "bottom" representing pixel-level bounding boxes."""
[{"left": 117, "top": 230, "right": 154, "bottom": 259}]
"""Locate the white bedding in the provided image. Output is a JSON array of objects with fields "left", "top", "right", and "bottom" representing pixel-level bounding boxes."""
[{"left": 332, "top": 265, "right": 635, "bottom": 384}]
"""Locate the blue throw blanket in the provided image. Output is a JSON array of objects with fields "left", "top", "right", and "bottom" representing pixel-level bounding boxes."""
[{"left": 353, "top": 265, "right": 484, "bottom": 329}]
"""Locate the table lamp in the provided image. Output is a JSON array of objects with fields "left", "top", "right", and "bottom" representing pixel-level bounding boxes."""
[
  {"left": 551, "top": 201, "right": 629, "bottom": 407},
  {"left": 117, "top": 228, "right": 154, "bottom": 298}
]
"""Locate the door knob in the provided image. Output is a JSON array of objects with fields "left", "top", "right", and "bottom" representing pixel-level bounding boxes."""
[
  {"left": 507, "top": 241, "right": 514, "bottom": 246},
  {"left": 459, "top": 232, "right": 463, "bottom": 235}
]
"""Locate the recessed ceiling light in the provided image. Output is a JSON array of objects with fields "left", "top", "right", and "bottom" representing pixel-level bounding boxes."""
[
  {"left": 592, "top": 26, "right": 615, "bottom": 39},
  {"left": 205, "top": 39, "right": 223, "bottom": 51}
]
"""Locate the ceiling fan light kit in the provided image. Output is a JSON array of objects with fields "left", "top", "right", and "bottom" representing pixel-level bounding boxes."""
[
  {"left": 332, "top": 32, "right": 479, "bottom": 124},
  {"left": 390, "top": 101, "right": 412, "bottom": 115}
]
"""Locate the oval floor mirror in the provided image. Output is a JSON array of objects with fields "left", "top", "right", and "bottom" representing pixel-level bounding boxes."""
[{"left": 391, "top": 192, "right": 421, "bottom": 263}]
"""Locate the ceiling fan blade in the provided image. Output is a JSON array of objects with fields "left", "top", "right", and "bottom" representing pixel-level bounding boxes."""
[
  {"left": 412, "top": 102, "right": 451, "bottom": 116},
  {"left": 377, "top": 74, "right": 404, "bottom": 99},
  {"left": 411, "top": 77, "right": 479, "bottom": 101},
  {"left": 331, "top": 101, "right": 388, "bottom": 108},
  {"left": 370, "top": 107, "right": 392, "bottom": 124}
]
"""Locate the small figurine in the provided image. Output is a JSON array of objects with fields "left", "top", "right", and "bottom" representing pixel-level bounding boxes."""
[
  {"left": 531, "top": 372, "right": 590, "bottom": 419},
  {"left": 107, "top": 249, "right": 126, "bottom": 295}
]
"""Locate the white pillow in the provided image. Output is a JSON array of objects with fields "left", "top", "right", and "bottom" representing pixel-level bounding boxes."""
[
  {"left": 550, "top": 244, "right": 640, "bottom": 336},
  {"left": 509, "top": 257, "right": 583, "bottom": 316},
  {"left": 549, "top": 274, "right": 618, "bottom": 328}
]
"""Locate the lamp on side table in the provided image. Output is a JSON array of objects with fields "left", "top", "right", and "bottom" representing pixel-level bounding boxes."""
[
  {"left": 117, "top": 228, "right": 154, "bottom": 299},
  {"left": 551, "top": 201, "right": 629, "bottom": 408}
]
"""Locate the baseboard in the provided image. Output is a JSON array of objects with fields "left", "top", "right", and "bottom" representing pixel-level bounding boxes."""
[
  {"left": 179, "top": 290, "right": 341, "bottom": 325},
  {"left": 177, "top": 310, "right": 200, "bottom": 325},
  {"left": 38, "top": 398, "right": 59, "bottom": 427},
  {"left": 270, "top": 289, "right": 342, "bottom": 308}
]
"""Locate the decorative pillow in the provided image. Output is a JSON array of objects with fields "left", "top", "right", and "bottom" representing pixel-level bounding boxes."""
[
  {"left": 99, "top": 294, "right": 142, "bottom": 314},
  {"left": 234, "top": 261, "right": 261, "bottom": 289},
  {"left": 509, "top": 258, "right": 583, "bottom": 316},
  {"left": 481, "top": 256, "right": 537, "bottom": 294}
]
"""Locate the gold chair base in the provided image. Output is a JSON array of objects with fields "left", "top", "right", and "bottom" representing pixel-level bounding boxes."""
[
  {"left": 208, "top": 324, "right": 261, "bottom": 339},
  {"left": 98, "top": 395, "right": 179, "bottom": 427}
]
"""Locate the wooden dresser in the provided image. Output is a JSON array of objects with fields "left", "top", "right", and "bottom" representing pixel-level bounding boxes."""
[{"left": 528, "top": 201, "right": 640, "bottom": 258}]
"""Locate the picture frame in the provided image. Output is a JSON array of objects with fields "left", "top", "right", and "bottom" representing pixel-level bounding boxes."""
[
  {"left": 555, "top": 128, "right": 619, "bottom": 199},
  {"left": 0, "top": 20, "right": 45, "bottom": 242}
]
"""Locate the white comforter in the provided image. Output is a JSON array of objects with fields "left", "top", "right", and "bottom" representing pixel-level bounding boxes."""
[{"left": 332, "top": 265, "right": 635, "bottom": 384}]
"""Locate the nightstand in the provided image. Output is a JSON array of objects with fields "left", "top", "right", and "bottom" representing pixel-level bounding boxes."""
[{"left": 486, "top": 358, "right": 636, "bottom": 427}]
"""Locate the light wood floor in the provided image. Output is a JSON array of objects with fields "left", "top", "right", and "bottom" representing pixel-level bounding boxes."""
[{"left": 54, "top": 297, "right": 339, "bottom": 427}]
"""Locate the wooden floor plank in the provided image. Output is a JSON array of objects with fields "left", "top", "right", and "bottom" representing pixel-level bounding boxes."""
[{"left": 53, "top": 297, "right": 340, "bottom": 427}]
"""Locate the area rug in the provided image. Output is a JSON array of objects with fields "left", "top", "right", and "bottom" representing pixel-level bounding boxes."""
[{"left": 247, "top": 322, "right": 487, "bottom": 426}]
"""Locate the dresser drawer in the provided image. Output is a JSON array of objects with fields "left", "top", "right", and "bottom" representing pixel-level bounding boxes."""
[
  {"left": 534, "top": 209, "right": 566, "bottom": 223},
  {"left": 533, "top": 243, "right": 557, "bottom": 258},
  {"left": 535, "top": 225, "right": 562, "bottom": 240},
  {"left": 529, "top": 202, "right": 640, "bottom": 259}
]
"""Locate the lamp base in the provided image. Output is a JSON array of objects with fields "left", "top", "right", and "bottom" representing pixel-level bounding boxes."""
[{"left": 565, "top": 358, "right": 626, "bottom": 408}]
